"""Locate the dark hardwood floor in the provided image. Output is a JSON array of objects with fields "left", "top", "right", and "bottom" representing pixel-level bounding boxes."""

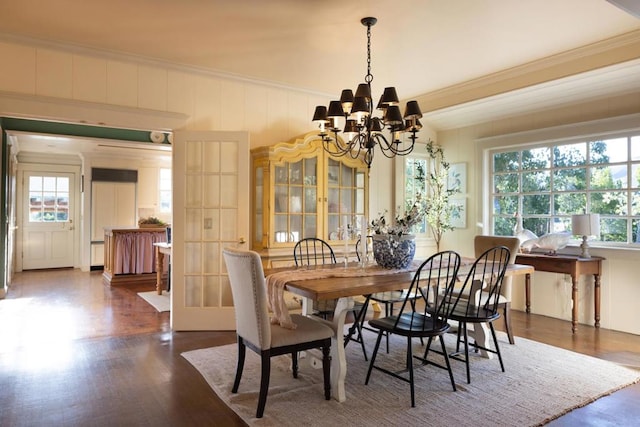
[{"left": 0, "top": 268, "right": 639, "bottom": 426}]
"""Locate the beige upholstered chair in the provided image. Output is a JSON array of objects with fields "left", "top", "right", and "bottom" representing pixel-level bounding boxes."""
[
  {"left": 474, "top": 235, "right": 521, "bottom": 344},
  {"left": 222, "top": 247, "right": 333, "bottom": 419}
]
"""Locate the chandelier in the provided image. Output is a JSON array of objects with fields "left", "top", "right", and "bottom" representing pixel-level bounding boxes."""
[{"left": 312, "top": 17, "right": 423, "bottom": 168}]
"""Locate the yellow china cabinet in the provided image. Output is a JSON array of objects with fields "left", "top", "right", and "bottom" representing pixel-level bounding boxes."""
[{"left": 251, "top": 132, "right": 369, "bottom": 267}]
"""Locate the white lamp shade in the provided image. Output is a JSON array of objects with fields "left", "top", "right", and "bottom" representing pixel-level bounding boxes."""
[{"left": 571, "top": 214, "right": 600, "bottom": 237}]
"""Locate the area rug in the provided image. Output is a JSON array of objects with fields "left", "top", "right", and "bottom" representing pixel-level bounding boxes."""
[
  {"left": 137, "top": 291, "right": 170, "bottom": 312},
  {"left": 182, "top": 328, "right": 640, "bottom": 426}
]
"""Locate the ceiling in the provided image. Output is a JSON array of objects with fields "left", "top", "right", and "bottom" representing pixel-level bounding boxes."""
[{"left": 1, "top": 0, "right": 640, "bottom": 154}]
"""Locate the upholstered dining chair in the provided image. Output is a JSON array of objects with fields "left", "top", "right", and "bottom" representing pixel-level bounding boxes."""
[
  {"left": 365, "top": 250, "right": 461, "bottom": 407},
  {"left": 222, "top": 247, "right": 333, "bottom": 419},
  {"left": 474, "top": 235, "right": 521, "bottom": 344},
  {"left": 444, "top": 245, "right": 510, "bottom": 384}
]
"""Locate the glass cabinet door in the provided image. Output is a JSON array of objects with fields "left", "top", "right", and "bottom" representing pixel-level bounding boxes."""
[
  {"left": 327, "top": 157, "right": 367, "bottom": 243},
  {"left": 273, "top": 157, "right": 319, "bottom": 244},
  {"left": 254, "top": 167, "right": 263, "bottom": 243}
]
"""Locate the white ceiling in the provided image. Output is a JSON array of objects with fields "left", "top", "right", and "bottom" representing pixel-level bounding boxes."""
[{"left": 1, "top": 0, "right": 639, "bottom": 152}]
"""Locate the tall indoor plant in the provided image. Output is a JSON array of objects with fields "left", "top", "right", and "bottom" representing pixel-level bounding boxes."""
[{"left": 424, "top": 140, "right": 461, "bottom": 252}]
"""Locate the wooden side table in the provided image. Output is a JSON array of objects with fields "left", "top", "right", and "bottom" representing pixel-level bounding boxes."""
[
  {"left": 154, "top": 242, "right": 172, "bottom": 295},
  {"left": 515, "top": 253, "right": 604, "bottom": 333}
]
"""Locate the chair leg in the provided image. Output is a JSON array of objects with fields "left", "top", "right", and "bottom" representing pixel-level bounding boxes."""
[
  {"left": 356, "top": 321, "right": 368, "bottom": 361},
  {"left": 503, "top": 302, "right": 515, "bottom": 344},
  {"left": 407, "top": 337, "right": 415, "bottom": 408},
  {"left": 461, "top": 322, "right": 471, "bottom": 384},
  {"left": 322, "top": 342, "right": 331, "bottom": 400},
  {"left": 256, "top": 351, "right": 271, "bottom": 418},
  {"left": 440, "top": 335, "right": 457, "bottom": 392},
  {"left": 489, "top": 322, "right": 505, "bottom": 372},
  {"left": 345, "top": 297, "right": 369, "bottom": 361},
  {"left": 232, "top": 337, "right": 246, "bottom": 393},
  {"left": 291, "top": 351, "right": 298, "bottom": 378},
  {"left": 422, "top": 336, "right": 434, "bottom": 361},
  {"left": 365, "top": 331, "right": 384, "bottom": 385}
]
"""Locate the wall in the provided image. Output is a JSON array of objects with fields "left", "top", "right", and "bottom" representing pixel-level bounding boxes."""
[
  {"left": 0, "top": 40, "right": 332, "bottom": 151},
  {"left": 435, "top": 93, "right": 640, "bottom": 335}
]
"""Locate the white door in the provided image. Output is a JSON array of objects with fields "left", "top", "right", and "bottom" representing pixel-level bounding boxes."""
[
  {"left": 171, "top": 130, "right": 249, "bottom": 331},
  {"left": 21, "top": 170, "right": 76, "bottom": 269}
]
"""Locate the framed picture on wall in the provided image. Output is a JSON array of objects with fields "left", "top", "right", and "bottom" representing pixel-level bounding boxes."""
[
  {"left": 450, "top": 196, "right": 466, "bottom": 228},
  {"left": 448, "top": 163, "right": 467, "bottom": 194}
]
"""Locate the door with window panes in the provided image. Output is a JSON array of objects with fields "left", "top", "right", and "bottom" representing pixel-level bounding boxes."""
[{"left": 21, "top": 170, "right": 76, "bottom": 269}]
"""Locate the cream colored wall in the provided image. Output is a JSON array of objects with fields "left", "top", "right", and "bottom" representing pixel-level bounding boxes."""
[
  {"left": 435, "top": 93, "right": 640, "bottom": 336},
  {"left": 0, "top": 40, "right": 331, "bottom": 150}
]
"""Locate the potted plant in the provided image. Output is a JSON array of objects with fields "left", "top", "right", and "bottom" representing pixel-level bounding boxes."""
[
  {"left": 369, "top": 195, "right": 425, "bottom": 269},
  {"left": 138, "top": 216, "right": 167, "bottom": 228}
]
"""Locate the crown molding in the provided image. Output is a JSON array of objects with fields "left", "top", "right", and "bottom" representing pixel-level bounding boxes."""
[{"left": 418, "top": 29, "right": 640, "bottom": 112}]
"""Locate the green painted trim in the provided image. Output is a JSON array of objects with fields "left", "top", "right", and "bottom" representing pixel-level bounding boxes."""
[{"left": 0, "top": 117, "right": 169, "bottom": 144}]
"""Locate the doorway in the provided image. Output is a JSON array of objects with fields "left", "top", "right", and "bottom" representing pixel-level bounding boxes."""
[{"left": 18, "top": 165, "right": 80, "bottom": 270}]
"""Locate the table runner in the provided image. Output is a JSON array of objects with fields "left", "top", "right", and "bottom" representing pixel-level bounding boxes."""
[{"left": 266, "top": 261, "right": 422, "bottom": 329}]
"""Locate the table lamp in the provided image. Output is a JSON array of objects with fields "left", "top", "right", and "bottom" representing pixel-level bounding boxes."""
[{"left": 571, "top": 214, "right": 600, "bottom": 258}]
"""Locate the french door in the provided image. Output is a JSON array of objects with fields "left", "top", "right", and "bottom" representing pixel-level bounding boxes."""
[{"left": 171, "top": 130, "right": 249, "bottom": 331}]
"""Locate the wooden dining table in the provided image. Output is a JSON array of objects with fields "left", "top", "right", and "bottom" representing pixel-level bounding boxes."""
[{"left": 264, "top": 260, "right": 534, "bottom": 402}]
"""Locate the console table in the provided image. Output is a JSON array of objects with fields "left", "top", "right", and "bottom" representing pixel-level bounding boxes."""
[{"left": 515, "top": 253, "right": 604, "bottom": 333}]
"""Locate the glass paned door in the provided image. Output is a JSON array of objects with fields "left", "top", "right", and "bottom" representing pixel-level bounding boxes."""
[{"left": 21, "top": 171, "right": 75, "bottom": 269}]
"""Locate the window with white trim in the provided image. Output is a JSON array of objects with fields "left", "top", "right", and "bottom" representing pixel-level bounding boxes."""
[
  {"left": 491, "top": 133, "right": 640, "bottom": 244},
  {"left": 159, "top": 168, "right": 172, "bottom": 213},
  {"left": 403, "top": 156, "right": 428, "bottom": 234}
]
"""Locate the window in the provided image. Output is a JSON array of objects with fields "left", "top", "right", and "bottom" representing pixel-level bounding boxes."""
[
  {"left": 28, "top": 175, "right": 70, "bottom": 222},
  {"left": 491, "top": 134, "right": 640, "bottom": 244},
  {"left": 404, "top": 156, "right": 428, "bottom": 234},
  {"left": 159, "top": 168, "right": 172, "bottom": 213}
]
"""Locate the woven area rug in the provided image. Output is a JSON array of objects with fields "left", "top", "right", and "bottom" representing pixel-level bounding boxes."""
[
  {"left": 137, "top": 291, "right": 170, "bottom": 312},
  {"left": 182, "top": 329, "right": 640, "bottom": 427}
]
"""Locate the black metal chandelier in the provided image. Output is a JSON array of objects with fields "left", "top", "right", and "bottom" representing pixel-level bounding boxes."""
[{"left": 312, "top": 17, "right": 423, "bottom": 168}]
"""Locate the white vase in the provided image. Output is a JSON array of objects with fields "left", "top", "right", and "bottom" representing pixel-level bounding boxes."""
[{"left": 371, "top": 234, "right": 416, "bottom": 269}]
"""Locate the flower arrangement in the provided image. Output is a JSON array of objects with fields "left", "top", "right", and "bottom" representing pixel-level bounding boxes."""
[{"left": 370, "top": 194, "right": 426, "bottom": 236}]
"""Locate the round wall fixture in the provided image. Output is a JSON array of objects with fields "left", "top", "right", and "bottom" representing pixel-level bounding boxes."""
[{"left": 150, "top": 131, "right": 165, "bottom": 143}]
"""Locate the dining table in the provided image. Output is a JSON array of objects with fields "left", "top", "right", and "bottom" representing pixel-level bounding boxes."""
[{"left": 264, "top": 259, "right": 534, "bottom": 402}]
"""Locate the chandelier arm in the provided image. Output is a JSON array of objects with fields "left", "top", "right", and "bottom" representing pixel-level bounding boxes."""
[
  {"left": 375, "top": 134, "right": 416, "bottom": 158},
  {"left": 322, "top": 133, "right": 352, "bottom": 158}
]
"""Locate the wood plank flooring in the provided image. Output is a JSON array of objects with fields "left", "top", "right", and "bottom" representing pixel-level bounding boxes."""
[{"left": 0, "top": 268, "right": 638, "bottom": 426}]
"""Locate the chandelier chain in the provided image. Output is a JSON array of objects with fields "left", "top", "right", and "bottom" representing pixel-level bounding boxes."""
[{"left": 365, "top": 22, "right": 373, "bottom": 84}]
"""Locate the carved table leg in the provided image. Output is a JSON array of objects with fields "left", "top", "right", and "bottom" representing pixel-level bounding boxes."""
[
  {"left": 571, "top": 274, "right": 578, "bottom": 333},
  {"left": 329, "top": 297, "right": 353, "bottom": 402},
  {"left": 156, "top": 247, "right": 164, "bottom": 295},
  {"left": 594, "top": 274, "right": 601, "bottom": 328},
  {"left": 525, "top": 273, "right": 531, "bottom": 314}
]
